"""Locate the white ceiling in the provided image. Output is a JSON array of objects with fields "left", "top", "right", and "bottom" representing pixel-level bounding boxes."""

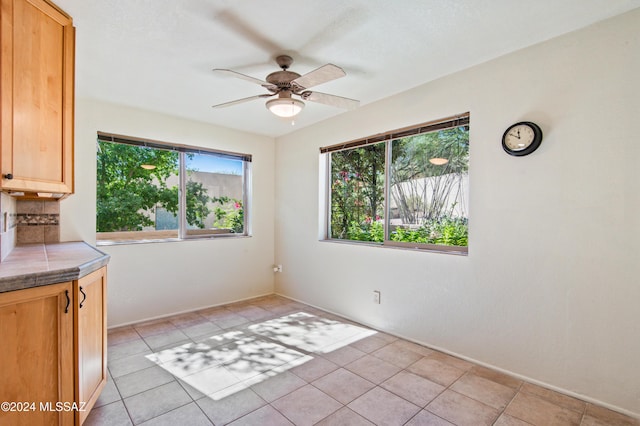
[{"left": 55, "top": 0, "right": 640, "bottom": 138}]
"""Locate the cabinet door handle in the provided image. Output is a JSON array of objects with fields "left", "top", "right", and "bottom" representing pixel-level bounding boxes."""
[
  {"left": 79, "top": 286, "right": 86, "bottom": 308},
  {"left": 3, "top": 173, "right": 13, "bottom": 180},
  {"left": 64, "top": 290, "right": 70, "bottom": 313}
]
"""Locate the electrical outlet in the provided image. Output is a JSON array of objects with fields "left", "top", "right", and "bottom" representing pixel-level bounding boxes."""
[{"left": 373, "top": 290, "right": 381, "bottom": 304}]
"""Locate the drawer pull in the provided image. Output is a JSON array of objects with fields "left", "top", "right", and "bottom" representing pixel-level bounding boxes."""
[
  {"left": 3, "top": 173, "right": 13, "bottom": 180},
  {"left": 64, "top": 290, "right": 70, "bottom": 313},
  {"left": 79, "top": 286, "right": 86, "bottom": 308}
]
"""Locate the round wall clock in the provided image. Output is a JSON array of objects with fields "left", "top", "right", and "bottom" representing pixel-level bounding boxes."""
[{"left": 502, "top": 121, "right": 543, "bottom": 156}]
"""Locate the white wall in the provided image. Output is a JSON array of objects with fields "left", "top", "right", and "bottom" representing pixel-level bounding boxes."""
[
  {"left": 60, "top": 100, "right": 276, "bottom": 326},
  {"left": 274, "top": 9, "right": 640, "bottom": 417}
]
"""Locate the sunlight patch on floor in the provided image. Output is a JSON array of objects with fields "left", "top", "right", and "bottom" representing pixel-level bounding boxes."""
[
  {"left": 249, "top": 312, "right": 377, "bottom": 353},
  {"left": 146, "top": 312, "right": 376, "bottom": 400}
]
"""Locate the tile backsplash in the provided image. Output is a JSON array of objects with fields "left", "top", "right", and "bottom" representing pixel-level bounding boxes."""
[
  {"left": 0, "top": 197, "right": 61, "bottom": 261},
  {"left": 16, "top": 200, "right": 60, "bottom": 245}
]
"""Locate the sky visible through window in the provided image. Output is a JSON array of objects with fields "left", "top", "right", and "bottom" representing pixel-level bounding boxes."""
[{"left": 187, "top": 154, "right": 242, "bottom": 175}]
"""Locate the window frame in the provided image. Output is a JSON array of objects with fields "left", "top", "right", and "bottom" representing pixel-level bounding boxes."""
[
  {"left": 96, "top": 132, "right": 251, "bottom": 245},
  {"left": 321, "top": 113, "right": 469, "bottom": 255}
]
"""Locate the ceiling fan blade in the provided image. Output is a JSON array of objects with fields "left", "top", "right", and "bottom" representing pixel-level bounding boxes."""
[
  {"left": 291, "top": 64, "right": 346, "bottom": 90},
  {"left": 215, "top": 10, "right": 282, "bottom": 56},
  {"left": 212, "top": 69, "right": 277, "bottom": 91},
  {"left": 301, "top": 91, "right": 359, "bottom": 110},
  {"left": 212, "top": 94, "right": 273, "bottom": 109}
]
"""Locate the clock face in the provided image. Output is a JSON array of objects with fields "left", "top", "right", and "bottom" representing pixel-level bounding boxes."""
[
  {"left": 504, "top": 124, "right": 534, "bottom": 151},
  {"left": 502, "top": 122, "right": 542, "bottom": 156}
]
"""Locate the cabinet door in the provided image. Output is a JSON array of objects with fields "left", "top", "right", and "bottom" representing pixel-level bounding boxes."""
[
  {"left": 0, "top": 282, "right": 74, "bottom": 426},
  {"left": 75, "top": 267, "right": 107, "bottom": 425},
  {"left": 0, "top": 0, "right": 74, "bottom": 194}
]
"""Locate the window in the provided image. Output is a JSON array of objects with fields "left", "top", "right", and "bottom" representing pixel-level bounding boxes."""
[
  {"left": 322, "top": 114, "right": 469, "bottom": 254},
  {"left": 96, "top": 132, "right": 250, "bottom": 244}
]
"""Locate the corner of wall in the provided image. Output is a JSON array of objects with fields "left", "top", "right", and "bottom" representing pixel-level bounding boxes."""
[{"left": 0, "top": 193, "right": 17, "bottom": 261}]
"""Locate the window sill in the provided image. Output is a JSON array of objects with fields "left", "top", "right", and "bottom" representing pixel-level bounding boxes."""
[
  {"left": 319, "top": 238, "right": 468, "bottom": 256},
  {"left": 96, "top": 233, "right": 251, "bottom": 246}
]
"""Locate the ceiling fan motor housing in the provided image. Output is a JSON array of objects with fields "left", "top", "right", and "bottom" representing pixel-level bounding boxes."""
[
  {"left": 266, "top": 70, "right": 301, "bottom": 89},
  {"left": 265, "top": 55, "right": 303, "bottom": 90}
]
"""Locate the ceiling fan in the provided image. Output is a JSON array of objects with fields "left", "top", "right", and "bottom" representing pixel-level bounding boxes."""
[{"left": 212, "top": 55, "right": 359, "bottom": 118}]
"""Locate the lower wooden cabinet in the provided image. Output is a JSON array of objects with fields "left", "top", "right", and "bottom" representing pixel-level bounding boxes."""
[
  {"left": 0, "top": 267, "right": 107, "bottom": 426},
  {"left": 75, "top": 267, "right": 107, "bottom": 425},
  {"left": 0, "top": 282, "right": 75, "bottom": 426}
]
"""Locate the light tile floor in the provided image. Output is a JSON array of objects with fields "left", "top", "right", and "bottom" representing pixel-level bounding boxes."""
[{"left": 87, "top": 295, "right": 639, "bottom": 426}]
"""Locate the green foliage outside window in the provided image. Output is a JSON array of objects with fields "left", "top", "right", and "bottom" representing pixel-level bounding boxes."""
[
  {"left": 329, "top": 125, "right": 469, "bottom": 248},
  {"left": 330, "top": 143, "right": 385, "bottom": 240},
  {"left": 97, "top": 142, "right": 181, "bottom": 232},
  {"left": 97, "top": 141, "right": 243, "bottom": 234},
  {"left": 212, "top": 196, "right": 244, "bottom": 234}
]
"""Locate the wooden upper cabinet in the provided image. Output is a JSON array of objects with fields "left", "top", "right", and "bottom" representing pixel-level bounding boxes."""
[{"left": 0, "top": 0, "right": 74, "bottom": 194}]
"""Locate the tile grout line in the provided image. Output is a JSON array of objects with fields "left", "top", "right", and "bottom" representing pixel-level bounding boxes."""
[
  {"left": 121, "top": 326, "right": 153, "bottom": 425},
  {"left": 108, "top": 370, "right": 135, "bottom": 426},
  {"left": 577, "top": 400, "right": 588, "bottom": 425},
  {"left": 494, "top": 381, "right": 529, "bottom": 426},
  {"left": 416, "top": 361, "right": 505, "bottom": 424}
]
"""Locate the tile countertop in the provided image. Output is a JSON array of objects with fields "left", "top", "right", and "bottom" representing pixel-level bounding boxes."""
[{"left": 0, "top": 242, "right": 110, "bottom": 293}]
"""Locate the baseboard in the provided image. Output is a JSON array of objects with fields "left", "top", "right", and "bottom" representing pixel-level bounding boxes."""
[{"left": 107, "top": 291, "right": 274, "bottom": 329}]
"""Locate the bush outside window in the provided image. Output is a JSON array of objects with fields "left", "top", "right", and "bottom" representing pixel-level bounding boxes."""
[
  {"left": 96, "top": 133, "right": 250, "bottom": 244},
  {"left": 324, "top": 114, "right": 469, "bottom": 253}
]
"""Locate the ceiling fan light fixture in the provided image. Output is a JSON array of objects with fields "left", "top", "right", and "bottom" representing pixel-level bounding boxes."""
[
  {"left": 266, "top": 98, "right": 305, "bottom": 118},
  {"left": 428, "top": 157, "right": 449, "bottom": 166}
]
